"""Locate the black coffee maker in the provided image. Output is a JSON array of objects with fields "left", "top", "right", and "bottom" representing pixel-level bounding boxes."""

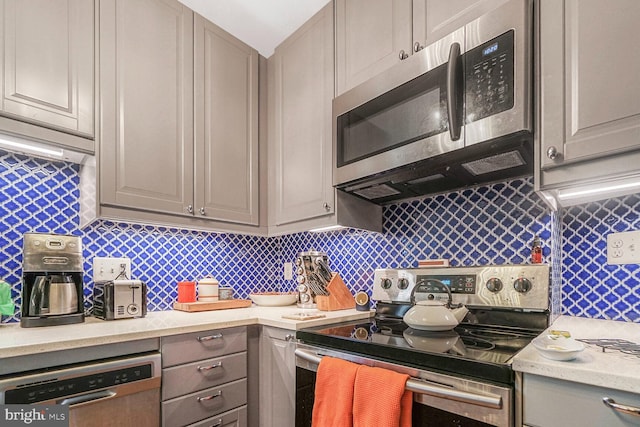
[{"left": 21, "top": 233, "right": 85, "bottom": 327}]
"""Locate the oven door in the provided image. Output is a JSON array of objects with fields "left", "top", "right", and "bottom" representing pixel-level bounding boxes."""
[
  {"left": 333, "top": 29, "right": 466, "bottom": 188},
  {"left": 295, "top": 344, "right": 514, "bottom": 427}
]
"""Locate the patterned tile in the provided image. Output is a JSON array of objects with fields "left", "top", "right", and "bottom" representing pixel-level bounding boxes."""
[{"left": 0, "top": 149, "right": 638, "bottom": 324}]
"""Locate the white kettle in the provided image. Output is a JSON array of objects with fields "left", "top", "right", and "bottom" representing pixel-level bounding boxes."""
[{"left": 403, "top": 279, "right": 469, "bottom": 331}]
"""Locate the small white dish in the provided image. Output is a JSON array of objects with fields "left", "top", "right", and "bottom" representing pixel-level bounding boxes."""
[
  {"left": 248, "top": 292, "right": 297, "bottom": 306},
  {"left": 532, "top": 334, "right": 585, "bottom": 361}
]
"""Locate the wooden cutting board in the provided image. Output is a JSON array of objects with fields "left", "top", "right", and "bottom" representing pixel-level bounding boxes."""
[{"left": 173, "top": 299, "right": 252, "bottom": 312}]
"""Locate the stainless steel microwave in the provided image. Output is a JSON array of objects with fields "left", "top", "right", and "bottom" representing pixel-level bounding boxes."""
[{"left": 334, "top": 0, "right": 533, "bottom": 204}]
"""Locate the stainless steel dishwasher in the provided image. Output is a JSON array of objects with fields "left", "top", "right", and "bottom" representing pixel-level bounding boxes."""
[{"left": 0, "top": 352, "right": 161, "bottom": 427}]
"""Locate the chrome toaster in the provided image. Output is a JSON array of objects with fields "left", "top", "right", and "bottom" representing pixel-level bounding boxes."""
[{"left": 93, "top": 279, "right": 147, "bottom": 320}]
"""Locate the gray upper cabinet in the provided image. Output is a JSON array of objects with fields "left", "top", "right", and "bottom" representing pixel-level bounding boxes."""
[
  {"left": 413, "top": 0, "right": 510, "bottom": 48},
  {"left": 98, "top": 0, "right": 260, "bottom": 229},
  {"left": 0, "top": 0, "right": 94, "bottom": 152},
  {"left": 100, "top": 0, "right": 194, "bottom": 217},
  {"left": 335, "top": 0, "right": 412, "bottom": 95},
  {"left": 269, "top": 3, "right": 334, "bottom": 226},
  {"left": 194, "top": 15, "right": 259, "bottom": 226},
  {"left": 536, "top": 0, "right": 640, "bottom": 203}
]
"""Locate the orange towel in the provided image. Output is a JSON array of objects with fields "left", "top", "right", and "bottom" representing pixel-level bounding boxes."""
[
  {"left": 312, "top": 356, "right": 360, "bottom": 427},
  {"left": 353, "top": 365, "right": 412, "bottom": 427}
]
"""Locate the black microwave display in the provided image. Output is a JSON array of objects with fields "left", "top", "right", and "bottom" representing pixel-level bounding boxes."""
[{"left": 465, "top": 30, "right": 515, "bottom": 123}]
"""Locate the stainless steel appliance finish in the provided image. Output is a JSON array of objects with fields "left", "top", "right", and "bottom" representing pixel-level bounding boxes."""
[
  {"left": 0, "top": 353, "right": 161, "bottom": 426},
  {"left": 295, "top": 251, "right": 330, "bottom": 308},
  {"left": 372, "top": 264, "right": 550, "bottom": 311},
  {"left": 93, "top": 279, "right": 147, "bottom": 320},
  {"left": 295, "top": 264, "right": 551, "bottom": 426},
  {"left": 334, "top": 0, "right": 533, "bottom": 204},
  {"left": 21, "top": 233, "right": 84, "bottom": 327}
]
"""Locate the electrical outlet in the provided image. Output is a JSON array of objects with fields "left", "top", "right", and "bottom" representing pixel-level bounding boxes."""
[
  {"left": 284, "top": 262, "right": 293, "bottom": 281},
  {"left": 607, "top": 231, "right": 640, "bottom": 264},
  {"left": 93, "top": 257, "right": 132, "bottom": 282}
]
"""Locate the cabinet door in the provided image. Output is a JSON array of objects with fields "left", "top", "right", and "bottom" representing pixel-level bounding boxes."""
[
  {"left": 335, "top": 0, "right": 412, "bottom": 95},
  {"left": 270, "top": 4, "right": 334, "bottom": 225},
  {"left": 259, "top": 327, "right": 296, "bottom": 427},
  {"left": 413, "top": 0, "right": 509, "bottom": 48},
  {"left": 0, "top": 0, "right": 93, "bottom": 138},
  {"left": 194, "top": 15, "right": 259, "bottom": 225},
  {"left": 99, "top": 0, "right": 194, "bottom": 216},
  {"left": 539, "top": 0, "right": 640, "bottom": 169}
]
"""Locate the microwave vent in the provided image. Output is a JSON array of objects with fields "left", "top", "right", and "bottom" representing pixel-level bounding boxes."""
[
  {"left": 462, "top": 150, "right": 525, "bottom": 176},
  {"left": 353, "top": 184, "right": 401, "bottom": 200}
]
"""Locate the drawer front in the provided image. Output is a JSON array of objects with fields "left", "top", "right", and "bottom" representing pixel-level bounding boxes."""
[
  {"left": 162, "top": 327, "right": 247, "bottom": 367},
  {"left": 187, "top": 405, "right": 247, "bottom": 427},
  {"left": 162, "top": 352, "right": 247, "bottom": 400},
  {"left": 162, "top": 378, "right": 247, "bottom": 427}
]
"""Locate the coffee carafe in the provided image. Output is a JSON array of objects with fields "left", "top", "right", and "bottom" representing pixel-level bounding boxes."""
[{"left": 21, "top": 233, "right": 84, "bottom": 327}]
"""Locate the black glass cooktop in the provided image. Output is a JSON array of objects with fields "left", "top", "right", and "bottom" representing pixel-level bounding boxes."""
[{"left": 296, "top": 318, "right": 538, "bottom": 385}]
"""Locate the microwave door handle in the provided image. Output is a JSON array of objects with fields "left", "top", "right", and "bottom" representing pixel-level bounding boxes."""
[{"left": 446, "top": 42, "right": 462, "bottom": 141}]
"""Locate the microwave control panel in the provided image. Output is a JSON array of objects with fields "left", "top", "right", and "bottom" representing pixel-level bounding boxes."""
[{"left": 465, "top": 30, "right": 515, "bottom": 123}]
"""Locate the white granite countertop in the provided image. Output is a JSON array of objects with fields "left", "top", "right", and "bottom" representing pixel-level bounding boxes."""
[
  {"left": 0, "top": 305, "right": 372, "bottom": 359},
  {"left": 513, "top": 316, "right": 640, "bottom": 394}
]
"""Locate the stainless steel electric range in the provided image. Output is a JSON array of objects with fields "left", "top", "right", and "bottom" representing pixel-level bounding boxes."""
[{"left": 295, "top": 264, "right": 551, "bottom": 427}]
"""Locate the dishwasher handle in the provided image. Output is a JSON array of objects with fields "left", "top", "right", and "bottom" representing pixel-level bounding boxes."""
[{"left": 59, "top": 390, "right": 117, "bottom": 407}]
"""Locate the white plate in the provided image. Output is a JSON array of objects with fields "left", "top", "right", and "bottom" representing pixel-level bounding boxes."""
[
  {"left": 248, "top": 293, "right": 297, "bottom": 306},
  {"left": 532, "top": 334, "right": 585, "bottom": 361}
]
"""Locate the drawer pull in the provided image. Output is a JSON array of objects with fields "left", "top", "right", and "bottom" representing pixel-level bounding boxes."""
[
  {"left": 197, "top": 333, "right": 223, "bottom": 342},
  {"left": 197, "top": 362, "right": 223, "bottom": 371},
  {"left": 197, "top": 390, "right": 222, "bottom": 402},
  {"left": 210, "top": 419, "right": 223, "bottom": 427},
  {"left": 603, "top": 397, "right": 640, "bottom": 417}
]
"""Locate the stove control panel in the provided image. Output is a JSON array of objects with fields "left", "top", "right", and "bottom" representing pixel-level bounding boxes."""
[{"left": 372, "top": 264, "right": 550, "bottom": 310}]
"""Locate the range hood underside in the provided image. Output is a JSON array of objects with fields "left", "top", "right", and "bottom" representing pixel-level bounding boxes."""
[{"left": 337, "top": 131, "right": 533, "bottom": 205}]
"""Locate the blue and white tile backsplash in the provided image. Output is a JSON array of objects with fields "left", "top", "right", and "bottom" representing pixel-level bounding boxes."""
[{"left": 0, "top": 150, "right": 638, "bottom": 323}]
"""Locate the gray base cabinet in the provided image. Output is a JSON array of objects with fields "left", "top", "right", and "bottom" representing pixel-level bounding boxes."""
[
  {"left": 161, "top": 327, "right": 248, "bottom": 427},
  {"left": 0, "top": 0, "right": 94, "bottom": 153},
  {"left": 523, "top": 374, "right": 640, "bottom": 427},
  {"left": 259, "top": 326, "right": 296, "bottom": 427},
  {"left": 536, "top": 0, "right": 640, "bottom": 205}
]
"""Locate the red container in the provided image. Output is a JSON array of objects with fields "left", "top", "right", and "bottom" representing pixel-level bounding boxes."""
[{"left": 177, "top": 281, "right": 196, "bottom": 303}]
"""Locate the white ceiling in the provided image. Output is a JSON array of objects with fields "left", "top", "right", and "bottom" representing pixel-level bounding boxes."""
[{"left": 178, "top": 0, "right": 330, "bottom": 57}]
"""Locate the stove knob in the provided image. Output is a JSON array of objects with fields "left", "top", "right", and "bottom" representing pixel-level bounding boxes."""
[
  {"left": 381, "top": 278, "right": 392, "bottom": 289},
  {"left": 296, "top": 267, "right": 304, "bottom": 275},
  {"left": 297, "top": 284, "right": 308, "bottom": 293},
  {"left": 398, "top": 278, "right": 409, "bottom": 290},
  {"left": 300, "top": 293, "right": 311, "bottom": 303},
  {"left": 297, "top": 275, "right": 306, "bottom": 284},
  {"left": 513, "top": 277, "right": 532, "bottom": 293},
  {"left": 295, "top": 257, "right": 302, "bottom": 266},
  {"left": 486, "top": 277, "right": 503, "bottom": 293}
]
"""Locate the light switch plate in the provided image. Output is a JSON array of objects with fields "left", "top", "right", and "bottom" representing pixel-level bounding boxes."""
[
  {"left": 607, "top": 230, "right": 640, "bottom": 264},
  {"left": 284, "top": 262, "right": 293, "bottom": 281},
  {"left": 93, "top": 257, "right": 132, "bottom": 282}
]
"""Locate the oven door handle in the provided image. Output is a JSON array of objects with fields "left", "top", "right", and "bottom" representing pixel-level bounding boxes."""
[{"left": 295, "top": 348, "right": 502, "bottom": 410}]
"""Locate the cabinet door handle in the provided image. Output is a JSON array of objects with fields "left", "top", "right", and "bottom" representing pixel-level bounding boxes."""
[
  {"left": 197, "top": 361, "right": 223, "bottom": 371},
  {"left": 546, "top": 146, "right": 560, "bottom": 160},
  {"left": 285, "top": 334, "right": 295, "bottom": 341},
  {"left": 603, "top": 397, "right": 640, "bottom": 417},
  {"left": 197, "top": 333, "right": 223, "bottom": 342},
  {"left": 197, "top": 390, "right": 222, "bottom": 402},
  {"left": 199, "top": 207, "right": 206, "bottom": 215},
  {"left": 413, "top": 41, "right": 424, "bottom": 52},
  {"left": 398, "top": 49, "right": 409, "bottom": 60},
  {"left": 186, "top": 204, "right": 194, "bottom": 214},
  {"left": 210, "top": 419, "right": 223, "bottom": 427},
  {"left": 323, "top": 202, "right": 331, "bottom": 211}
]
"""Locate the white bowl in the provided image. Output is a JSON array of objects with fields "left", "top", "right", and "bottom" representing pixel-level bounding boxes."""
[
  {"left": 532, "top": 334, "right": 585, "bottom": 361},
  {"left": 248, "top": 293, "right": 297, "bottom": 307}
]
